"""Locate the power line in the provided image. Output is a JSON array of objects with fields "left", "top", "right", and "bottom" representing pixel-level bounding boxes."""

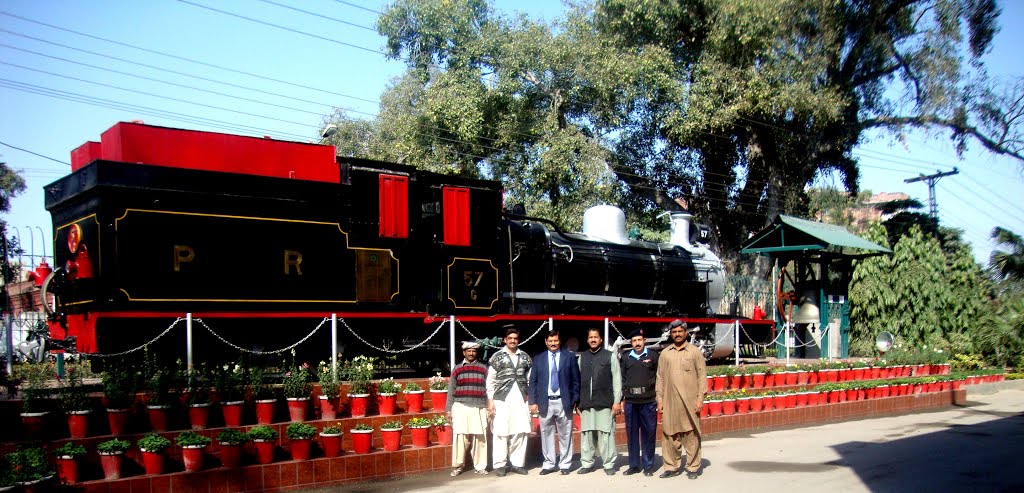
[
  {"left": 256, "top": 0, "right": 377, "bottom": 32},
  {"left": 0, "top": 141, "right": 69, "bottom": 165},
  {"left": 333, "top": 0, "right": 383, "bottom": 15}
]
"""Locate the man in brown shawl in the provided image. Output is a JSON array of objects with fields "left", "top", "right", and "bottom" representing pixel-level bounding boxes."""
[{"left": 655, "top": 319, "right": 707, "bottom": 479}]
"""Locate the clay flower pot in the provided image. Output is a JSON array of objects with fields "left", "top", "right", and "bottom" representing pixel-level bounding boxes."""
[
  {"left": 348, "top": 394, "right": 370, "bottom": 418},
  {"left": 320, "top": 432, "right": 342, "bottom": 457},
  {"left": 99, "top": 452, "right": 123, "bottom": 480},
  {"left": 106, "top": 408, "right": 131, "bottom": 436},
  {"left": 377, "top": 393, "right": 397, "bottom": 416},
  {"left": 221, "top": 401, "right": 244, "bottom": 427},
  {"left": 146, "top": 405, "right": 170, "bottom": 432},
  {"left": 409, "top": 426, "right": 430, "bottom": 447},
  {"left": 255, "top": 399, "right": 276, "bottom": 424},
  {"left": 67, "top": 410, "right": 91, "bottom": 439},
  {"left": 219, "top": 443, "right": 243, "bottom": 468},
  {"left": 181, "top": 445, "right": 206, "bottom": 472},
  {"left": 404, "top": 390, "right": 425, "bottom": 413},
  {"left": 381, "top": 427, "right": 402, "bottom": 451},
  {"left": 56, "top": 456, "right": 79, "bottom": 485},
  {"left": 435, "top": 425, "right": 453, "bottom": 446},
  {"left": 141, "top": 450, "right": 165, "bottom": 475},
  {"left": 189, "top": 403, "right": 211, "bottom": 430},
  {"left": 351, "top": 429, "right": 373, "bottom": 454},
  {"left": 286, "top": 398, "right": 308, "bottom": 422},
  {"left": 429, "top": 390, "right": 448, "bottom": 411},
  {"left": 253, "top": 440, "right": 276, "bottom": 464},
  {"left": 318, "top": 396, "right": 339, "bottom": 421}
]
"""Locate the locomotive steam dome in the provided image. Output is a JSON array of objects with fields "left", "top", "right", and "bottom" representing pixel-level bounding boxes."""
[{"left": 582, "top": 205, "right": 630, "bottom": 244}]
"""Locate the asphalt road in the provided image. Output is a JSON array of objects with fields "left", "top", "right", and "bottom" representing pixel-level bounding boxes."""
[{"left": 307, "top": 382, "right": 1024, "bottom": 493}]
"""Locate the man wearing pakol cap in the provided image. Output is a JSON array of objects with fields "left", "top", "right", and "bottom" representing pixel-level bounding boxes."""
[
  {"left": 576, "top": 328, "right": 621, "bottom": 475},
  {"left": 620, "top": 327, "right": 658, "bottom": 476},
  {"left": 447, "top": 341, "right": 489, "bottom": 476},
  {"left": 486, "top": 325, "right": 533, "bottom": 476},
  {"left": 656, "top": 319, "right": 707, "bottom": 479}
]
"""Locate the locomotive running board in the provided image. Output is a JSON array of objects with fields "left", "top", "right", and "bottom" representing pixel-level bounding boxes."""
[{"left": 507, "top": 291, "right": 667, "bottom": 305}]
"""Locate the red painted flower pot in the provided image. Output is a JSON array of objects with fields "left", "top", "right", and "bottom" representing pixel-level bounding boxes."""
[
  {"left": 916, "top": 364, "right": 930, "bottom": 376},
  {"left": 146, "top": 406, "right": 170, "bottom": 432},
  {"left": 711, "top": 376, "right": 726, "bottom": 392},
  {"left": 795, "top": 392, "right": 809, "bottom": 407},
  {"left": 762, "top": 396, "right": 774, "bottom": 411},
  {"left": 377, "top": 394, "right": 397, "bottom": 416},
  {"left": 707, "top": 400, "right": 723, "bottom": 416},
  {"left": 410, "top": 426, "right": 430, "bottom": 447},
  {"left": 56, "top": 457, "right": 79, "bottom": 485},
  {"left": 429, "top": 390, "right": 448, "bottom": 411},
  {"left": 532, "top": 415, "right": 541, "bottom": 433},
  {"left": 727, "top": 375, "right": 741, "bottom": 390},
  {"left": 219, "top": 443, "right": 243, "bottom": 468},
  {"left": 256, "top": 399, "right": 276, "bottom": 424},
  {"left": 381, "top": 428, "right": 402, "bottom": 451},
  {"left": 721, "top": 399, "right": 736, "bottom": 416},
  {"left": 573, "top": 413, "right": 581, "bottom": 431},
  {"left": 221, "top": 401, "right": 244, "bottom": 427},
  {"left": 99, "top": 453, "right": 123, "bottom": 480},
  {"left": 796, "top": 371, "right": 809, "bottom": 385},
  {"left": 20, "top": 412, "right": 48, "bottom": 440},
  {"left": 736, "top": 398, "right": 750, "bottom": 414},
  {"left": 765, "top": 373, "right": 776, "bottom": 388},
  {"left": 320, "top": 433, "right": 342, "bottom": 457},
  {"left": 67, "top": 410, "right": 91, "bottom": 438},
  {"left": 253, "top": 440, "right": 275, "bottom": 464},
  {"left": 865, "top": 388, "right": 876, "bottom": 399},
  {"left": 290, "top": 439, "right": 312, "bottom": 460},
  {"left": 817, "top": 370, "right": 829, "bottom": 384},
  {"left": 869, "top": 367, "right": 880, "bottom": 379},
  {"left": 405, "top": 391, "right": 424, "bottom": 413},
  {"left": 318, "top": 396, "right": 339, "bottom": 420},
  {"left": 189, "top": 403, "right": 211, "bottom": 430},
  {"left": 141, "top": 450, "right": 164, "bottom": 475},
  {"left": 751, "top": 373, "right": 766, "bottom": 389},
  {"left": 785, "top": 372, "right": 798, "bottom": 386},
  {"left": 828, "top": 391, "right": 842, "bottom": 404},
  {"left": 436, "top": 425, "right": 453, "bottom": 445},
  {"left": 700, "top": 403, "right": 710, "bottom": 418},
  {"left": 182, "top": 446, "right": 205, "bottom": 472},
  {"left": 349, "top": 394, "right": 369, "bottom": 417},
  {"left": 808, "top": 371, "right": 818, "bottom": 385},
  {"left": 351, "top": 429, "right": 373, "bottom": 454},
  {"left": 853, "top": 368, "right": 866, "bottom": 380},
  {"left": 106, "top": 408, "right": 131, "bottom": 436},
  {"left": 773, "top": 395, "right": 787, "bottom": 410},
  {"left": 785, "top": 393, "right": 797, "bottom": 408},
  {"left": 827, "top": 370, "right": 839, "bottom": 383},
  {"left": 807, "top": 392, "right": 820, "bottom": 406},
  {"left": 845, "top": 389, "right": 858, "bottom": 401},
  {"left": 286, "top": 398, "right": 308, "bottom": 422},
  {"left": 749, "top": 396, "right": 763, "bottom": 413}
]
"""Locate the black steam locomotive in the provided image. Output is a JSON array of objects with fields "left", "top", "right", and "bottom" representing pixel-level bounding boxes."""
[{"left": 42, "top": 122, "right": 732, "bottom": 362}]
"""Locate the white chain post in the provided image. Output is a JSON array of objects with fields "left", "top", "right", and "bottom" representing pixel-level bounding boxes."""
[
  {"left": 449, "top": 315, "right": 456, "bottom": 373},
  {"left": 331, "top": 313, "right": 338, "bottom": 382},
  {"left": 734, "top": 319, "right": 740, "bottom": 366},
  {"left": 186, "top": 312, "right": 193, "bottom": 370},
  {"left": 604, "top": 318, "right": 610, "bottom": 350}
]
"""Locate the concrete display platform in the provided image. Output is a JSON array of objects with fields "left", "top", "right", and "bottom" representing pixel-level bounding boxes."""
[{"left": 308, "top": 381, "right": 1024, "bottom": 492}]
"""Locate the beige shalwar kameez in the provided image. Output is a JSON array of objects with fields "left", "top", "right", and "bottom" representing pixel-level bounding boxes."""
[{"left": 655, "top": 341, "right": 707, "bottom": 473}]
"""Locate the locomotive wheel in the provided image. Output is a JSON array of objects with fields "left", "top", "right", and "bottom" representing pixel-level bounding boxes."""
[{"left": 40, "top": 267, "right": 69, "bottom": 328}]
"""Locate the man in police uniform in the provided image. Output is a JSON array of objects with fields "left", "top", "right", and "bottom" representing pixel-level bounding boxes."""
[{"left": 620, "top": 328, "right": 658, "bottom": 476}]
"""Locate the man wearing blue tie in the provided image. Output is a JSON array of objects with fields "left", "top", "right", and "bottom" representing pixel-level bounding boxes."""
[{"left": 529, "top": 330, "right": 581, "bottom": 475}]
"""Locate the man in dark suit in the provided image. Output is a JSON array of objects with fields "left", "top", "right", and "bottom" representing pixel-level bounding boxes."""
[{"left": 529, "top": 330, "right": 581, "bottom": 475}]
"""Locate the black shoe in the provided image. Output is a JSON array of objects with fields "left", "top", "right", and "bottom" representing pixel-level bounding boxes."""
[
  {"left": 604, "top": 469, "right": 616, "bottom": 476},
  {"left": 560, "top": 469, "right": 571, "bottom": 475},
  {"left": 510, "top": 466, "right": 529, "bottom": 475},
  {"left": 686, "top": 470, "right": 700, "bottom": 480},
  {"left": 659, "top": 469, "right": 681, "bottom": 478},
  {"left": 643, "top": 469, "right": 655, "bottom": 477},
  {"left": 495, "top": 467, "right": 508, "bottom": 477},
  {"left": 577, "top": 467, "right": 594, "bottom": 475},
  {"left": 623, "top": 468, "right": 641, "bottom": 476},
  {"left": 539, "top": 468, "right": 556, "bottom": 476}
]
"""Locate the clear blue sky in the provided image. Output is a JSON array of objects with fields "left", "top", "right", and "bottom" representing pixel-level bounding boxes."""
[{"left": 1, "top": 0, "right": 1021, "bottom": 268}]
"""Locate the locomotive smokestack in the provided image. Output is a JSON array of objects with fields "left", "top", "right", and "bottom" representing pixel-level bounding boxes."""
[{"left": 669, "top": 212, "right": 695, "bottom": 249}]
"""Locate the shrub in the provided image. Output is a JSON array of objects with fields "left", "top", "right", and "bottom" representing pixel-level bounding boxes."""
[
  {"left": 16, "top": 362, "right": 53, "bottom": 413},
  {"left": 950, "top": 353, "right": 984, "bottom": 372},
  {"left": 60, "top": 363, "right": 91, "bottom": 412},
  {"left": 377, "top": 377, "right": 401, "bottom": 394},
  {"left": 216, "top": 429, "right": 250, "bottom": 446},
  {"left": 175, "top": 431, "right": 212, "bottom": 448},
  {"left": 185, "top": 364, "right": 212, "bottom": 405},
  {"left": 247, "top": 425, "right": 278, "bottom": 441},
  {"left": 101, "top": 362, "right": 136, "bottom": 409},
  {"left": 286, "top": 422, "right": 318, "bottom": 440},
  {"left": 380, "top": 420, "right": 402, "bottom": 430},
  {"left": 317, "top": 361, "right": 341, "bottom": 399},
  {"left": 215, "top": 364, "right": 246, "bottom": 403},
  {"left": 97, "top": 438, "right": 131, "bottom": 454},
  {"left": 54, "top": 443, "right": 87, "bottom": 458},
  {"left": 248, "top": 366, "right": 274, "bottom": 401},
  {"left": 137, "top": 433, "right": 172, "bottom": 453},
  {"left": 282, "top": 365, "right": 312, "bottom": 399},
  {"left": 342, "top": 356, "right": 375, "bottom": 394},
  {"left": 6, "top": 447, "right": 52, "bottom": 482}
]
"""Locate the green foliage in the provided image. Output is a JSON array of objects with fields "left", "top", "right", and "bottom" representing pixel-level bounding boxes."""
[
  {"left": 175, "top": 431, "right": 212, "bottom": 448},
  {"left": 431, "top": 414, "right": 451, "bottom": 427},
  {"left": 407, "top": 417, "right": 432, "bottom": 427},
  {"left": 352, "top": 423, "right": 373, "bottom": 432},
  {"left": 321, "top": 424, "right": 342, "bottom": 435},
  {"left": 286, "top": 422, "right": 318, "bottom": 440},
  {"left": 990, "top": 227, "right": 1024, "bottom": 283},
  {"left": 97, "top": 438, "right": 131, "bottom": 454},
  {"left": 247, "top": 365, "right": 275, "bottom": 401},
  {"left": 428, "top": 372, "right": 448, "bottom": 391},
  {"left": 216, "top": 429, "right": 250, "bottom": 445},
  {"left": 142, "top": 350, "right": 178, "bottom": 408},
  {"left": 380, "top": 420, "right": 403, "bottom": 430},
  {"left": 247, "top": 425, "right": 278, "bottom": 441},
  {"left": 317, "top": 361, "right": 341, "bottom": 399},
  {"left": 60, "top": 363, "right": 91, "bottom": 412},
  {"left": 185, "top": 364, "right": 211, "bottom": 405},
  {"left": 137, "top": 433, "right": 172, "bottom": 453},
  {"left": 403, "top": 381, "right": 422, "bottom": 392},
  {"left": 949, "top": 353, "right": 984, "bottom": 372},
  {"left": 54, "top": 443, "right": 87, "bottom": 458},
  {"left": 215, "top": 363, "right": 246, "bottom": 403},
  {"left": 101, "top": 361, "right": 136, "bottom": 409},
  {"left": 6, "top": 447, "right": 52, "bottom": 482},
  {"left": 282, "top": 365, "right": 312, "bottom": 399},
  {"left": 341, "top": 356, "right": 376, "bottom": 394},
  {"left": 376, "top": 377, "right": 401, "bottom": 394},
  {"left": 15, "top": 362, "right": 53, "bottom": 413}
]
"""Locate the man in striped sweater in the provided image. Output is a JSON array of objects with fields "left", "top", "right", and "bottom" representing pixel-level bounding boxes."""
[{"left": 446, "top": 341, "right": 490, "bottom": 476}]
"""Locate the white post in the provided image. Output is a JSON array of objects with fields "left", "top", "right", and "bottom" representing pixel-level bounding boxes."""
[
  {"left": 734, "top": 319, "right": 740, "bottom": 366},
  {"left": 548, "top": 317, "right": 554, "bottom": 334},
  {"left": 604, "top": 318, "right": 610, "bottom": 350},
  {"left": 331, "top": 314, "right": 338, "bottom": 382},
  {"left": 785, "top": 320, "right": 791, "bottom": 367},
  {"left": 186, "top": 312, "right": 193, "bottom": 369},
  {"left": 449, "top": 316, "right": 456, "bottom": 372}
]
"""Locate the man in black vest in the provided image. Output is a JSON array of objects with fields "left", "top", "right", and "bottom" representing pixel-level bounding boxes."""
[
  {"left": 577, "top": 328, "right": 621, "bottom": 475},
  {"left": 621, "top": 328, "right": 658, "bottom": 476}
]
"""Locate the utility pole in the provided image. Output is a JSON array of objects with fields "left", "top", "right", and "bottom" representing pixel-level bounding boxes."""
[{"left": 904, "top": 168, "right": 959, "bottom": 220}]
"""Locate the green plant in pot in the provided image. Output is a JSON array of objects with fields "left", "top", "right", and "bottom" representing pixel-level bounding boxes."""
[
  {"left": 16, "top": 362, "right": 53, "bottom": 414},
  {"left": 60, "top": 363, "right": 91, "bottom": 413},
  {"left": 317, "top": 360, "right": 341, "bottom": 400},
  {"left": 283, "top": 365, "right": 312, "bottom": 399},
  {"left": 321, "top": 424, "right": 341, "bottom": 435},
  {"left": 380, "top": 420, "right": 403, "bottom": 430},
  {"left": 403, "top": 381, "right": 422, "bottom": 392},
  {"left": 248, "top": 365, "right": 275, "bottom": 401},
  {"left": 342, "top": 355, "right": 375, "bottom": 395},
  {"left": 217, "top": 428, "right": 250, "bottom": 446},
  {"left": 97, "top": 438, "right": 131, "bottom": 455},
  {"left": 137, "top": 433, "right": 172, "bottom": 453},
  {"left": 184, "top": 364, "right": 212, "bottom": 406},
  {"left": 352, "top": 423, "right": 373, "bottom": 432},
  {"left": 286, "top": 422, "right": 318, "bottom": 440},
  {"left": 101, "top": 362, "right": 136, "bottom": 410},
  {"left": 215, "top": 363, "right": 246, "bottom": 403},
  {"left": 176, "top": 431, "right": 212, "bottom": 448},
  {"left": 247, "top": 425, "right": 279, "bottom": 441},
  {"left": 377, "top": 377, "right": 401, "bottom": 395},
  {"left": 6, "top": 447, "right": 53, "bottom": 483},
  {"left": 142, "top": 351, "right": 177, "bottom": 408},
  {"left": 54, "top": 443, "right": 86, "bottom": 459},
  {"left": 407, "top": 417, "right": 431, "bottom": 428}
]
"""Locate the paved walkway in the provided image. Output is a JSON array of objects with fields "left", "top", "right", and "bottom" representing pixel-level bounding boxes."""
[{"left": 307, "top": 381, "right": 1024, "bottom": 492}]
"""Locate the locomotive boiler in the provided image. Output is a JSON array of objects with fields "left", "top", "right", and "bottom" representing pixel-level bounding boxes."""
[{"left": 41, "top": 122, "right": 737, "bottom": 363}]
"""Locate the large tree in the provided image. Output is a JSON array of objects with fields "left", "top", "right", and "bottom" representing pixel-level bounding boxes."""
[{"left": 0, "top": 160, "right": 27, "bottom": 306}]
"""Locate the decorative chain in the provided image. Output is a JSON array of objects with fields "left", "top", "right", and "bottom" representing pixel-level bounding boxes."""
[
  {"left": 340, "top": 318, "right": 446, "bottom": 354},
  {"left": 456, "top": 320, "right": 503, "bottom": 349},
  {"left": 89, "top": 318, "right": 184, "bottom": 358},
  {"left": 198, "top": 317, "right": 328, "bottom": 354},
  {"left": 519, "top": 320, "right": 548, "bottom": 344},
  {"left": 608, "top": 320, "right": 628, "bottom": 341}
]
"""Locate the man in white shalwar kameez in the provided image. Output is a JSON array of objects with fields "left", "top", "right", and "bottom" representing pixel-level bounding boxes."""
[
  {"left": 486, "top": 326, "right": 533, "bottom": 476},
  {"left": 447, "top": 341, "right": 490, "bottom": 476}
]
